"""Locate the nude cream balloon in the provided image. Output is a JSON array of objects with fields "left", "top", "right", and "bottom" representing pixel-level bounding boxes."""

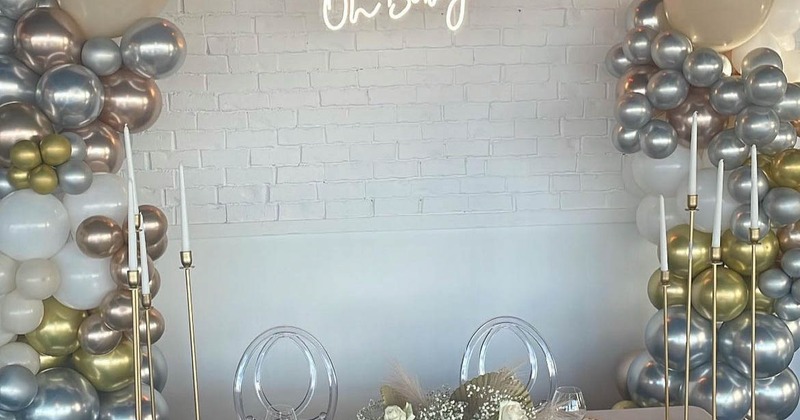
[{"left": 664, "top": 0, "right": 773, "bottom": 51}]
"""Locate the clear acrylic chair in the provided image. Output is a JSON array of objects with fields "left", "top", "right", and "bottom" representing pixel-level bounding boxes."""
[
  {"left": 233, "top": 326, "right": 338, "bottom": 420},
  {"left": 460, "top": 316, "right": 558, "bottom": 415}
]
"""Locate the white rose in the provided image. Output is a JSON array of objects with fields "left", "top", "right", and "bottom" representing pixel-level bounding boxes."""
[
  {"left": 384, "top": 403, "right": 415, "bottom": 420},
  {"left": 498, "top": 401, "right": 529, "bottom": 420}
]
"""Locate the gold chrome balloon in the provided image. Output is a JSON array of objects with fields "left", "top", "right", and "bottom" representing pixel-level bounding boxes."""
[
  {"left": 76, "top": 215, "right": 124, "bottom": 259},
  {"left": 721, "top": 230, "right": 780, "bottom": 276},
  {"left": 647, "top": 269, "right": 688, "bottom": 309},
  {"left": 39, "top": 352, "right": 70, "bottom": 370},
  {"left": 749, "top": 154, "right": 778, "bottom": 188},
  {"left": 778, "top": 222, "right": 800, "bottom": 252},
  {"left": 7, "top": 167, "right": 30, "bottom": 189},
  {"left": 28, "top": 164, "right": 58, "bottom": 194},
  {"left": 770, "top": 149, "right": 800, "bottom": 189},
  {"left": 9, "top": 139, "right": 41, "bottom": 170},
  {"left": 692, "top": 267, "right": 748, "bottom": 322},
  {"left": 71, "top": 339, "right": 134, "bottom": 392},
  {"left": 663, "top": 224, "right": 712, "bottom": 278},
  {"left": 25, "top": 298, "right": 86, "bottom": 356},
  {"left": 39, "top": 134, "right": 72, "bottom": 166}
]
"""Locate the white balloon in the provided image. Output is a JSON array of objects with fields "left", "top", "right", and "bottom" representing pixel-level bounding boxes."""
[
  {"left": 0, "top": 253, "right": 16, "bottom": 295},
  {"left": 0, "top": 342, "right": 40, "bottom": 374},
  {"left": 675, "top": 168, "right": 739, "bottom": 233},
  {"left": 762, "top": 0, "right": 800, "bottom": 37},
  {"left": 622, "top": 155, "right": 647, "bottom": 198},
  {"left": 0, "top": 291, "right": 43, "bottom": 335},
  {"left": 0, "top": 329, "right": 14, "bottom": 347},
  {"left": 0, "top": 190, "right": 70, "bottom": 261},
  {"left": 731, "top": 32, "right": 784, "bottom": 74},
  {"left": 785, "top": 50, "right": 800, "bottom": 83},
  {"left": 52, "top": 240, "right": 117, "bottom": 310},
  {"left": 15, "top": 259, "right": 60, "bottom": 300},
  {"left": 61, "top": 173, "right": 128, "bottom": 233},
  {"left": 636, "top": 195, "right": 682, "bottom": 244},
  {"left": 631, "top": 147, "right": 691, "bottom": 196}
]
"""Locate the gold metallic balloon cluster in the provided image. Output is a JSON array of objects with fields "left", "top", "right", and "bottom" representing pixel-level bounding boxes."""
[{"left": 8, "top": 134, "right": 72, "bottom": 194}]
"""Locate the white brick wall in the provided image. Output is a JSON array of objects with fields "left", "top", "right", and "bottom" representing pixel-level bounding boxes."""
[{"left": 141, "top": 0, "right": 636, "bottom": 233}]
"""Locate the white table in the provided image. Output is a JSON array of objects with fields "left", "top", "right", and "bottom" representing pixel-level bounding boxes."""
[{"left": 586, "top": 406, "right": 712, "bottom": 420}]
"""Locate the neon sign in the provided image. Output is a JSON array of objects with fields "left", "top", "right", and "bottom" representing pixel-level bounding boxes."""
[{"left": 322, "top": 0, "right": 467, "bottom": 32}]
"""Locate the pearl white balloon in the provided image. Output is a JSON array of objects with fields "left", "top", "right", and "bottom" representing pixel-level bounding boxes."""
[
  {"left": 631, "top": 146, "right": 690, "bottom": 195},
  {"left": 15, "top": 259, "right": 60, "bottom": 300},
  {"left": 0, "top": 191, "right": 70, "bottom": 261},
  {"left": 51, "top": 241, "right": 116, "bottom": 311},
  {"left": 0, "top": 254, "right": 15, "bottom": 296},
  {"left": 622, "top": 155, "right": 647, "bottom": 198},
  {"left": 0, "top": 343, "right": 39, "bottom": 374},
  {"left": 636, "top": 195, "right": 681, "bottom": 244},
  {"left": 0, "top": 292, "right": 42, "bottom": 335},
  {"left": 675, "top": 168, "right": 739, "bottom": 232},
  {"left": 60, "top": 173, "right": 127, "bottom": 234}
]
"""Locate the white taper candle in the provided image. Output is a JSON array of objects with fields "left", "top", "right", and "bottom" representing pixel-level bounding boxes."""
[
  {"left": 179, "top": 164, "right": 190, "bottom": 252},
  {"left": 660, "top": 195, "right": 669, "bottom": 272},
  {"left": 123, "top": 124, "right": 138, "bottom": 209},
  {"left": 138, "top": 228, "right": 150, "bottom": 295},
  {"left": 712, "top": 159, "right": 724, "bottom": 248},
  {"left": 127, "top": 180, "right": 137, "bottom": 273},
  {"left": 689, "top": 112, "right": 698, "bottom": 196},
  {"left": 751, "top": 145, "right": 759, "bottom": 231}
]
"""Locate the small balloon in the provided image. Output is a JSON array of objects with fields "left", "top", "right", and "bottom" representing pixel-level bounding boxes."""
[
  {"left": 147, "top": 237, "right": 167, "bottom": 261},
  {"left": 735, "top": 106, "right": 780, "bottom": 147},
  {"left": 611, "top": 125, "right": 641, "bottom": 154},
  {"left": 65, "top": 122, "right": 124, "bottom": 173},
  {"left": 18, "top": 367, "right": 99, "bottom": 420},
  {"left": 742, "top": 47, "right": 785, "bottom": 77},
  {"left": 0, "top": 342, "right": 38, "bottom": 374},
  {"left": 719, "top": 312, "right": 794, "bottom": 378},
  {"left": 28, "top": 165, "right": 57, "bottom": 195},
  {"left": 39, "top": 134, "right": 71, "bottom": 167},
  {"left": 76, "top": 216, "right": 123, "bottom": 259},
  {"left": 98, "top": 383, "right": 168, "bottom": 420},
  {"left": 651, "top": 31, "right": 693, "bottom": 70},
  {"left": 98, "top": 290, "right": 133, "bottom": 332},
  {"left": 0, "top": 364, "right": 37, "bottom": 412},
  {"left": 648, "top": 270, "right": 688, "bottom": 309},
  {"left": 763, "top": 188, "right": 800, "bottom": 226},
  {"left": 57, "top": 160, "right": 93, "bottom": 195},
  {"left": 760, "top": 268, "right": 793, "bottom": 299},
  {"left": 782, "top": 248, "right": 800, "bottom": 278},
  {"left": 667, "top": 88, "right": 726, "bottom": 148},
  {"left": 729, "top": 204, "right": 770, "bottom": 242},
  {"left": 774, "top": 83, "right": 800, "bottom": 121},
  {"left": 0, "top": 291, "right": 43, "bottom": 335},
  {"left": 605, "top": 43, "right": 632, "bottom": 78},
  {"left": 126, "top": 307, "right": 164, "bottom": 343},
  {"left": 617, "top": 65, "right": 658, "bottom": 97},
  {"left": 81, "top": 38, "right": 122, "bottom": 77},
  {"left": 108, "top": 247, "right": 155, "bottom": 289},
  {"left": 99, "top": 68, "right": 162, "bottom": 133},
  {"left": 771, "top": 149, "right": 800, "bottom": 189},
  {"left": 71, "top": 340, "right": 133, "bottom": 392},
  {"left": 121, "top": 17, "right": 186, "bottom": 79},
  {"left": 639, "top": 119, "right": 678, "bottom": 159},
  {"left": 661, "top": 224, "right": 712, "bottom": 278},
  {"left": 623, "top": 27, "right": 657, "bottom": 65},
  {"left": 745, "top": 65, "right": 788, "bottom": 107},
  {"left": 710, "top": 77, "right": 747, "bottom": 116},
  {"left": 0, "top": 103, "right": 54, "bottom": 168},
  {"left": 78, "top": 313, "right": 121, "bottom": 356},
  {"left": 779, "top": 221, "right": 800, "bottom": 252},
  {"left": 13, "top": 8, "right": 85, "bottom": 75},
  {"left": 762, "top": 123, "right": 798, "bottom": 156},
  {"left": 24, "top": 298, "right": 85, "bottom": 357},
  {"left": 137, "top": 205, "right": 168, "bottom": 245},
  {"left": 616, "top": 92, "right": 653, "bottom": 130},
  {"left": 10, "top": 140, "right": 41, "bottom": 171},
  {"left": 62, "top": 132, "right": 87, "bottom": 161},
  {"left": 646, "top": 69, "right": 689, "bottom": 110},
  {"left": 35, "top": 65, "right": 104, "bottom": 129},
  {"left": 15, "top": 259, "right": 59, "bottom": 300},
  {"left": 627, "top": 0, "right": 667, "bottom": 31},
  {"left": 708, "top": 129, "right": 748, "bottom": 170},
  {"left": 141, "top": 346, "right": 167, "bottom": 392},
  {"left": 682, "top": 48, "right": 724, "bottom": 87},
  {"left": 626, "top": 350, "right": 683, "bottom": 408},
  {"left": 775, "top": 295, "right": 800, "bottom": 321}
]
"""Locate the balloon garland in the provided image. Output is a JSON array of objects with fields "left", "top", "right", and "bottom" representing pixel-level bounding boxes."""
[
  {"left": 611, "top": 0, "right": 800, "bottom": 418},
  {"left": 0, "top": 0, "right": 184, "bottom": 418}
]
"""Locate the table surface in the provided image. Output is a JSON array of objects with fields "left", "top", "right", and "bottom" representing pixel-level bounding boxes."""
[{"left": 586, "top": 406, "right": 712, "bottom": 420}]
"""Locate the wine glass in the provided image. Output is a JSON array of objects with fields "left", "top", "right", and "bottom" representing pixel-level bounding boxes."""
[
  {"left": 549, "top": 386, "right": 586, "bottom": 419},
  {"left": 266, "top": 404, "right": 298, "bottom": 420}
]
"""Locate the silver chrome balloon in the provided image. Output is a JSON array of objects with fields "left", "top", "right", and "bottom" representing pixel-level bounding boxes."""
[
  {"left": 783, "top": 248, "right": 800, "bottom": 278},
  {"left": 682, "top": 48, "right": 724, "bottom": 88},
  {"left": 719, "top": 312, "right": 795, "bottom": 379},
  {"left": 710, "top": 77, "right": 747, "bottom": 116},
  {"left": 605, "top": 43, "right": 632, "bottom": 78},
  {"left": 0, "top": 169, "right": 13, "bottom": 199},
  {"left": 735, "top": 106, "right": 780, "bottom": 147},
  {"left": 639, "top": 119, "right": 677, "bottom": 159},
  {"left": 646, "top": 69, "right": 688, "bottom": 110},
  {"left": 644, "top": 305, "right": 712, "bottom": 370},
  {"left": 774, "top": 83, "right": 800, "bottom": 121},
  {"left": 0, "top": 102, "right": 54, "bottom": 167},
  {"left": 776, "top": 295, "right": 800, "bottom": 321},
  {"left": 81, "top": 38, "right": 122, "bottom": 77},
  {"left": 764, "top": 188, "right": 800, "bottom": 226},
  {"left": 0, "top": 365, "right": 37, "bottom": 411},
  {"left": 14, "top": 8, "right": 85, "bottom": 75},
  {"left": 616, "top": 92, "right": 653, "bottom": 129},
  {"left": 78, "top": 313, "right": 122, "bottom": 356},
  {"left": 627, "top": 0, "right": 665, "bottom": 31},
  {"left": 0, "top": 410, "right": 14, "bottom": 419},
  {"left": 623, "top": 27, "right": 656, "bottom": 65},
  {"left": 121, "top": 17, "right": 186, "bottom": 79},
  {"left": 786, "top": 317, "right": 800, "bottom": 351},
  {"left": 708, "top": 129, "right": 748, "bottom": 170},
  {"left": 755, "top": 368, "right": 800, "bottom": 420},
  {"left": 0, "top": 55, "right": 40, "bottom": 105},
  {"left": 761, "top": 268, "right": 794, "bottom": 299},
  {"left": 62, "top": 132, "right": 87, "bottom": 160},
  {"left": 742, "top": 47, "right": 784, "bottom": 78},
  {"left": 616, "top": 65, "right": 658, "bottom": 97},
  {"left": 35, "top": 64, "right": 104, "bottom": 129},
  {"left": 57, "top": 160, "right": 93, "bottom": 195},
  {"left": 730, "top": 204, "right": 770, "bottom": 242},
  {"left": 98, "top": 384, "right": 168, "bottom": 420},
  {"left": 687, "top": 362, "right": 751, "bottom": 420},
  {"left": 0, "top": 0, "right": 38, "bottom": 19},
  {"left": 727, "top": 164, "right": 770, "bottom": 203},
  {"left": 0, "top": 16, "right": 14, "bottom": 54},
  {"left": 745, "top": 65, "right": 788, "bottom": 107},
  {"left": 18, "top": 368, "right": 99, "bottom": 420},
  {"left": 651, "top": 31, "right": 692, "bottom": 70},
  {"left": 626, "top": 350, "right": 683, "bottom": 408},
  {"left": 763, "top": 123, "right": 798, "bottom": 155},
  {"left": 611, "top": 125, "right": 641, "bottom": 154},
  {"left": 141, "top": 346, "right": 167, "bottom": 393}
]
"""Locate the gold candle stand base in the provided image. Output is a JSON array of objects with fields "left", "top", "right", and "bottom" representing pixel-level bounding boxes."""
[
  {"left": 181, "top": 251, "right": 202, "bottom": 420},
  {"left": 684, "top": 195, "right": 698, "bottom": 420}
]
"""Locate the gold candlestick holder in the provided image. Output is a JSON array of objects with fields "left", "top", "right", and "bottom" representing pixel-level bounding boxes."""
[
  {"left": 181, "top": 250, "right": 201, "bottom": 420},
  {"left": 684, "top": 194, "right": 698, "bottom": 420},
  {"left": 661, "top": 269, "right": 671, "bottom": 420},
  {"left": 750, "top": 227, "right": 759, "bottom": 420},
  {"left": 142, "top": 293, "right": 157, "bottom": 420},
  {"left": 127, "top": 268, "right": 144, "bottom": 420},
  {"left": 711, "top": 246, "right": 722, "bottom": 420}
]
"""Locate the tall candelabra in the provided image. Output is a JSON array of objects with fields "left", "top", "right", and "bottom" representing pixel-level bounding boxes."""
[
  {"left": 142, "top": 293, "right": 157, "bottom": 420},
  {"left": 128, "top": 213, "right": 144, "bottom": 420},
  {"left": 750, "top": 227, "right": 759, "bottom": 420},
  {"left": 181, "top": 250, "right": 202, "bottom": 420},
  {"left": 711, "top": 246, "right": 722, "bottom": 420},
  {"left": 684, "top": 194, "right": 698, "bottom": 420},
  {"left": 661, "top": 269, "right": 671, "bottom": 420}
]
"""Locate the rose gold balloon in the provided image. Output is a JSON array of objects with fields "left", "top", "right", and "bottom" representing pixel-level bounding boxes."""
[
  {"left": 14, "top": 8, "right": 85, "bottom": 74},
  {"left": 147, "top": 236, "right": 167, "bottom": 261},
  {"left": 66, "top": 122, "right": 123, "bottom": 173},
  {"left": 126, "top": 307, "right": 164, "bottom": 343},
  {"left": 100, "top": 68, "right": 162, "bottom": 133},
  {"left": 109, "top": 246, "right": 155, "bottom": 288},
  {"left": 0, "top": 102, "right": 54, "bottom": 167},
  {"left": 76, "top": 215, "right": 124, "bottom": 259},
  {"left": 123, "top": 205, "right": 167, "bottom": 245},
  {"left": 667, "top": 88, "right": 726, "bottom": 148},
  {"left": 150, "top": 269, "right": 161, "bottom": 298},
  {"left": 778, "top": 222, "right": 800, "bottom": 252},
  {"left": 99, "top": 289, "right": 133, "bottom": 331}
]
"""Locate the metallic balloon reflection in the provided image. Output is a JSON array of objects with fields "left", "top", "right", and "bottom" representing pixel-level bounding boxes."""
[
  {"left": 82, "top": 38, "right": 122, "bottom": 77},
  {"left": 719, "top": 312, "right": 795, "bottom": 379},
  {"left": 0, "top": 56, "right": 39, "bottom": 105},
  {"left": 141, "top": 346, "right": 167, "bottom": 392},
  {"left": 98, "top": 384, "right": 169, "bottom": 420},
  {"left": 686, "top": 362, "right": 751, "bottom": 420},
  {"left": 0, "top": 102, "right": 54, "bottom": 168},
  {"left": 644, "top": 305, "right": 712, "bottom": 370},
  {"left": 121, "top": 18, "right": 186, "bottom": 79},
  {"left": 0, "top": 365, "right": 37, "bottom": 411},
  {"left": 78, "top": 313, "right": 122, "bottom": 356},
  {"left": 18, "top": 368, "right": 99, "bottom": 420},
  {"left": 667, "top": 88, "right": 725, "bottom": 148},
  {"left": 13, "top": 8, "right": 85, "bottom": 75},
  {"left": 755, "top": 368, "right": 800, "bottom": 420},
  {"left": 99, "top": 68, "right": 162, "bottom": 133},
  {"left": 35, "top": 64, "right": 104, "bottom": 129},
  {"left": 64, "top": 122, "right": 123, "bottom": 173},
  {"left": 71, "top": 340, "right": 133, "bottom": 392},
  {"left": 625, "top": 351, "right": 683, "bottom": 407},
  {"left": 692, "top": 267, "right": 748, "bottom": 322}
]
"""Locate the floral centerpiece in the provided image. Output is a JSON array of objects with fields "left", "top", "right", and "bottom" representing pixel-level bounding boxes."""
[{"left": 357, "top": 369, "right": 535, "bottom": 420}]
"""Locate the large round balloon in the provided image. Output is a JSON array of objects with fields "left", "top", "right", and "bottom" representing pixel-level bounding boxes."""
[
  {"left": 24, "top": 298, "right": 84, "bottom": 357},
  {"left": 71, "top": 340, "right": 133, "bottom": 392},
  {"left": 141, "top": 346, "right": 167, "bottom": 393},
  {"left": 0, "top": 102, "right": 53, "bottom": 168},
  {"left": 662, "top": 224, "right": 712, "bottom": 278},
  {"left": 0, "top": 364, "right": 37, "bottom": 412},
  {"left": 675, "top": 168, "right": 739, "bottom": 232},
  {"left": 98, "top": 384, "right": 168, "bottom": 420},
  {"left": 35, "top": 64, "right": 104, "bottom": 129},
  {"left": 61, "top": 173, "right": 127, "bottom": 233},
  {"left": 51, "top": 241, "right": 116, "bottom": 311},
  {"left": 755, "top": 368, "right": 800, "bottom": 420},
  {"left": 121, "top": 18, "right": 186, "bottom": 79},
  {"left": 626, "top": 350, "right": 683, "bottom": 407},
  {"left": 663, "top": 0, "right": 773, "bottom": 51},
  {"left": 13, "top": 8, "right": 85, "bottom": 75},
  {"left": 644, "top": 305, "right": 713, "bottom": 370},
  {"left": 0, "top": 56, "right": 39, "bottom": 106},
  {"left": 0, "top": 190, "right": 69, "bottom": 260},
  {"left": 719, "top": 312, "right": 795, "bottom": 379},
  {"left": 15, "top": 259, "right": 60, "bottom": 300},
  {"left": 631, "top": 146, "right": 690, "bottom": 195},
  {"left": 692, "top": 267, "right": 748, "bottom": 322},
  {"left": 721, "top": 230, "right": 780, "bottom": 276},
  {"left": 666, "top": 88, "right": 726, "bottom": 147},
  {"left": 18, "top": 368, "right": 99, "bottom": 420},
  {"left": 99, "top": 68, "right": 162, "bottom": 133},
  {"left": 64, "top": 122, "right": 123, "bottom": 173},
  {"left": 686, "top": 362, "right": 751, "bottom": 420},
  {"left": 60, "top": 0, "right": 168, "bottom": 39}
]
